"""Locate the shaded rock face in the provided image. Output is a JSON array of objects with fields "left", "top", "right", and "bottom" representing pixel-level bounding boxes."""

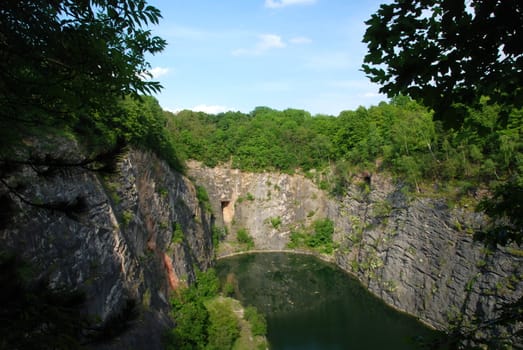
[
  {"left": 188, "top": 161, "right": 522, "bottom": 334},
  {"left": 0, "top": 146, "right": 213, "bottom": 349}
]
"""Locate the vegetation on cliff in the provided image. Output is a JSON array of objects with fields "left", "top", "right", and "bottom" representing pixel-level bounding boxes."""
[
  {"left": 166, "top": 97, "right": 521, "bottom": 243},
  {"left": 165, "top": 268, "right": 268, "bottom": 350},
  {"left": 1, "top": 0, "right": 521, "bottom": 348},
  {"left": 0, "top": 0, "right": 186, "bottom": 231},
  {"left": 361, "top": 0, "right": 522, "bottom": 248}
]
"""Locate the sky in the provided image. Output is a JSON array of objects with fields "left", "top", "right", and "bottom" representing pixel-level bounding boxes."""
[{"left": 145, "top": 0, "right": 390, "bottom": 116}]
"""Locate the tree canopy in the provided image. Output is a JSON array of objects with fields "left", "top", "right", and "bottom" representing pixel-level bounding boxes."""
[
  {"left": 0, "top": 0, "right": 166, "bottom": 150},
  {"left": 362, "top": 0, "right": 523, "bottom": 125},
  {"left": 362, "top": 0, "right": 522, "bottom": 245}
]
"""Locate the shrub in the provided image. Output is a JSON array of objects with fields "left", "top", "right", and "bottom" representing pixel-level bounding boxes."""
[
  {"left": 196, "top": 185, "right": 212, "bottom": 212},
  {"left": 236, "top": 228, "right": 254, "bottom": 249},
  {"left": 270, "top": 216, "right": 282, "bottom": 229},
  {"left": 244, "top": 306, "right": 267, "bottom": 337},
  {"left": 286, "top": 219, "right": 336, "bottom": 254},
  {"left": 206, "top": 301, "right": 240, "bottom": 350},
  {"left": 167, "top": 269, "right": 221, "bottom": 350},
  {"left": 171, "top": 223, "right": 185, "bottom": 245},
  {"left": 212, "top": 225, "right": 227, "bottom": 248},
  {"left": 121, "top": 210, "right": 133, "bottom": 227},
  {"left": 166, "top": 301, "right": 209, "bottom": 350}
]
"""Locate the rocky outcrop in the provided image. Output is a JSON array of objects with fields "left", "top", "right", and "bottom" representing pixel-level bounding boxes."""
[
  {"left": 0, "top": 144, "right": 213, "bottom": 349},
  {"left": 188, "top": 161, "right": 522, "bottom": 340},
  {"left": 2, "top": 144, "right": 520, "bottom": 347},
  {"left": 187, "top": 160, "right": 331, "bottom": 252}
]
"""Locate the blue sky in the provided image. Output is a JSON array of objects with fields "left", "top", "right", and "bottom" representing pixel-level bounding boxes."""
[{"left": 145, "top": 0, "right": 390, "bottom": 115}]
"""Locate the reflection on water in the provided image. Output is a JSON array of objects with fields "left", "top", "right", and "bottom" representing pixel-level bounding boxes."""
[{"left": 217, "top": 253, "right": 445, "bottom": 350}]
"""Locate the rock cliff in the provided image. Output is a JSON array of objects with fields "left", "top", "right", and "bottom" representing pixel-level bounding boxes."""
[
  {"left": 188, "top": 161, "right": 522, "bottom": 341},
  {"left": 2, "top": 145, "right": 520, "bottom": 347},
  {"left": 0, "top": 143, "right": 214, "bottom": 349}
]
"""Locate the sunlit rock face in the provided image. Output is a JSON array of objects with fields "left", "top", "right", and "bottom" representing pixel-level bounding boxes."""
[
  {"left": 188, "top": 161, "right": 522, "bottom": 338},
  {"left": 1, "top": 144, "right": 213, "bottom": 350}
]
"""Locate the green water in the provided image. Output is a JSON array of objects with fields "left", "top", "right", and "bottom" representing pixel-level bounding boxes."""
[{"left": 216, "top": 253, "right": 445, "bottom": 350}]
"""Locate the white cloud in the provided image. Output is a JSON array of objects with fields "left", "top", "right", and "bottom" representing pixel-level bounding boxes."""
[
  {"left": 290, "top": 36, "right": 312, "bottom": 44},
  {"left": 191, "top": 104, "right": 232, "bottom": 114},
  {"left": 265, "top": 0, "right": 316, "bottom": 8},
  {"left": 258, "top": 34, "right": 286, "bottom": 50},
  {"left": 149, "top": 66, "right": 171, "bottom": 78},
  {"left": 233, "top": 34, "right": 286, "bottom": 56},
  {"left": 138, "top": 66, "right": 171, "bottom": 80}
]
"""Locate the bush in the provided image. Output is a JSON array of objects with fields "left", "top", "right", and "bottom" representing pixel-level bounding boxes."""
[
  {"left": 244, "top": 306, "right": 267, "bottom": 337},
  {"left": 194, "top": 268, "right": 220, "bottom": 299},
  {"left": 206, "top": 301, "right": 240, "bottom": 350},
  {"left": 236, "top": 228, "right": 255, "bottom": 249},
  {"left": 166, "top": 301, "right": 209, "bottom": 350},
  {"left": 171, "top": 223, "right": 184, "bottom": 244},
  {"left": 212, "top": 225, "right": 227, "bottom": 248},
  {"left": 286, "top": 219, "right": 336, "bottom": 254},
  {"left": 196, "top": 185, "right": 212, "bottom": 212},
  {"left": 167, "top": 269, "right": 221, "bottom": 350},
  {"left": 270, "top": 216, "right": 282, "bottom": 229}
]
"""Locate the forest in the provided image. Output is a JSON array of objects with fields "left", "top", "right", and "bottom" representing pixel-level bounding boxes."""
[
  {"left": 162, "top": 96, "right": 521, "bottom": 244},
  {"left": 0, "top": 0, "right": 521, "bottom": 348},
  {"left": 1, "top": 0, "right": 520, "bottom": 245}
]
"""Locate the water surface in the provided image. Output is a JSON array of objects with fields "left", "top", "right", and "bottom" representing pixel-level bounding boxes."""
[{"left": 216, "top": 252, "right": 444, "bottom": 350}]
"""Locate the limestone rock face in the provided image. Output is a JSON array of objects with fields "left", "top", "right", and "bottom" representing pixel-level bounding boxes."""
[
  {"left": 1, "top": 146, "right": 213, "bottom": 349},
  {"left": 187, "top": 161, "right": 330, "bottom": 252},
  {"left": 188, "top": 161, "right": 522, "bottom": 336}
]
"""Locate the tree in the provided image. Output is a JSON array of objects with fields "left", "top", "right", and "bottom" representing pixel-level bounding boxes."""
[
  {"left": 362, "top": 0, "right": 523, "bottom": 126},
  {"left": 363, "top": 0, "right": 522, "bottom": 242},
  {"left": 0, "top": 0, "right": 166, "bottom": 150},
  {"left": 0, "top": 0, "right": 169, "bottom": 217},
  {"left": 363, "top": 2, "right": 523, "bottom": 344}
]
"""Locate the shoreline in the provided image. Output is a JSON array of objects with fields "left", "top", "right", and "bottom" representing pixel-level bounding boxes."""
[{"left": 215, "top": 248, "right": 441, "bottom": 332}]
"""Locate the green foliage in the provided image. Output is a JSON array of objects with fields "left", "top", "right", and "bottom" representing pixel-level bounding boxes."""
[
  {"left": 167, "top": 269, "right": 220, "bottom": 350},
  {"left": 166, "top": 107, "right": 337, "bottom": 173},
  {"left": 309, "top": 218, "right": 336, "bottom": 253},
  {"left": 158, "top": 187, "right": 168, "bottom": 198},
  {"left": 362, "top": 0, "right": 523, "bottom": 126},
  {"left": 373, "top": 199, "right": 392, "bottom": 218},
  {"left": 166, "top": 300, "right": 209, "bottom": 350},
  {"left": 361, "top": 0, "right": 522, "bottom": 245},
  {"left": 0, "top": 0, "right": 166, "bottom": 157},
  {"left": 222, "top": 282, "right": 235, "bottom": 297},
  {"left": 270, "top": 216, "right": 282, "bottom": 229},
  {"left": 244, "top": 306, "right": 267, "bottom": 337},
  {"left": 194, "top": 268, "right": 221, "bottom": 300},
  {"left": 476, "top": 177, "right": 523, "bottom": 246},
  {"left": 196, "top": 185, "right": 212, "bottom": 212},
  {"left": 236, "top": 228, "right": 255, "bottom": 250},
  {"left": 287, "top": 218, "right": 337, "bottom": 254},
  {"left": 171, "top": 223, "right": 185, "bottom": 245},
  {"left": 212, "top": 225, "right": 227, "bottom": 248},
  {"left": 206, "top": 300, "right": 240, "bottom": 350},
  {"left": 117, "top": 96, "right": 184, "bottom": 172},
  {"left": 166, "top": 269, "right": 267, "bottom": 350},
  {"left": 168, "top": 97, "right": 521, "bottom": 244},
  {"left": 121, "top": 210, "right": 133, "bottom": 228}
]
